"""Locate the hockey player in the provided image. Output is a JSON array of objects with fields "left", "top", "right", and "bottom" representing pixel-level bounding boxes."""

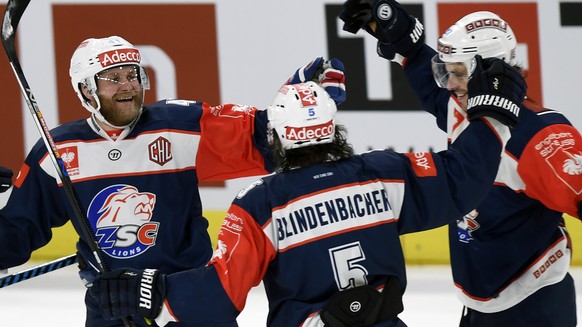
[
  {"left": 0, "top": 167, "right": 12, "bottom": 193},
  {"left": 88, "top": 63, "right": 525, "bottom": 327},
  {"left": 339, "top": 1, "right": 582, "bottom": 326},
  {"left": 0, "top": 35, "right": 345, "bottom": 327}
]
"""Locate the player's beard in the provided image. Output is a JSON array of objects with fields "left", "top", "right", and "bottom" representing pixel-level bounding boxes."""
[{"left": 98, "top": 90, "right": 144, "bottom": 127}]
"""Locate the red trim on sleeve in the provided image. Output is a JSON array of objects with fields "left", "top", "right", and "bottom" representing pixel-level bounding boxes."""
[
  {"left": 196, "top": 103, "right": 269, "bottom": 181},
  {"left": 209, "top": 204, "right": 276, "bottom": 311},
  {"left": 518, "top": 124, "right": 582, "bottom": 218}
]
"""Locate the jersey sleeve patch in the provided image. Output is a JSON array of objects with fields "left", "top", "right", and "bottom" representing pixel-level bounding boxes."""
[
  {"left": 14, "top": 163, "right": 30, "bottom": 188},
  {"left": 519, "top": 124, "right": 582, "bottom": 218},
  {"left": 404, "top": 152, "right": 437, "bottom": 177}
]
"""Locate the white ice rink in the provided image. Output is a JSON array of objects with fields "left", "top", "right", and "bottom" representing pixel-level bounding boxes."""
[{"left": 2, "top": 263, "right": 582, "bottom": 326}]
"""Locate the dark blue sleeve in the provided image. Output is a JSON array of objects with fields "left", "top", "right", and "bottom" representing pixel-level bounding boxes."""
[
  {"left": 403, "top": 44, "right": 453, "bottom": 132},
  {"left": 163, "top": 265, "right": 240, "bottom": 324},
  {"left": 395, "top": 119, "right": 505, "bottom": 234},
  {"left": 0, "top": 145, "right": 70, "bottom": 269}
]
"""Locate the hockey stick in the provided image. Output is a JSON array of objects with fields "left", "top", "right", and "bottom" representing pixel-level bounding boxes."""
[
  {"left": 0, "top": 254, "right": 78, "bottom": 288},
  {"left": 1, "top": 1, "right": 136, "bottom": 325}
]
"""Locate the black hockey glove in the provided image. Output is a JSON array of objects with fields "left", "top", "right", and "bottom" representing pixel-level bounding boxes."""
[
  {"left": 89, "top": 268, "right": 165, "bottom": 321},
  {"left": 0, "top": 166, "right": 13, "bottom": 193},
  {"left": 321, "top": 277, "right": 403, "bottom": 327},
  {"left": 287, "top": 57, "right": 346, "bottom": 105},
  {"left": 340, "top": 0, "right": 424, "bottom": 60},
  {"left": 467, "top": 55, "right": 527, "bottom": 128},
  {"left": 339, "top": 0, "right": 374, "bottom": 34}
]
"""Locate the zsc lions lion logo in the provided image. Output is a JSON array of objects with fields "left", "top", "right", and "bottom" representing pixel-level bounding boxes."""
[{"left": 88, "top": 184, "right": 160, "bottom": 259}]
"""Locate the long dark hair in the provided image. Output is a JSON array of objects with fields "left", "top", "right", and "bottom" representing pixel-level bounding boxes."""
[{"left": 271, "top": 124, "right": 354, "bottom": 172}]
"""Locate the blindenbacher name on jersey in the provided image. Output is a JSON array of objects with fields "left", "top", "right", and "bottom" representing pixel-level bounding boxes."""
[
  {"left": 467, "top": 95, "right": 520, "bottom": 116},
  {"left": 273, "top": 186, "right": 395, "bottom": 249},
  {"left": 99, "top": 48, "right": 141, "bottom": 68}
]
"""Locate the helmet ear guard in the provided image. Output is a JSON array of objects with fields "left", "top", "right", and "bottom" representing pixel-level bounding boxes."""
[{"left": 267, "top": 81, "right": 337, "bottom": 150}]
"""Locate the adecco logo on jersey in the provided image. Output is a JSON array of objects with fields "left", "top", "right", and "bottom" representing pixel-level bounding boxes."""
[
  {"left": 286, "top": 120, "right": 334, "bottom": 141},
  {"left": 99, "top": 48, "right": 141, "bottom": 68}
]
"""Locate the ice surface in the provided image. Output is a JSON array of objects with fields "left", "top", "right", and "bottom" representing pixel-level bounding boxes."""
[{"left": 1, "top": 263, "right": 581, "bottom": 326}]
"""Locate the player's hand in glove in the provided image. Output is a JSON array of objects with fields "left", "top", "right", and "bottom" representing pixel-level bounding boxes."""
[
  {"left": 340, "top": 0, "right": 424, "bottom": 61},
  {"left": 339, "top": 0, "right": 375, "bottom": 34},
  {"left": 287, "top": 57, "right": 346, "bottom": 105},
  {"left": 466, "top": 55, "right": 527, "bottom": 128},
  {"left": 89, "top": 268, "right": 165, "bottom": 321},
  {"left": 0, "top": 166, "right": 13, "bottom": 193}
]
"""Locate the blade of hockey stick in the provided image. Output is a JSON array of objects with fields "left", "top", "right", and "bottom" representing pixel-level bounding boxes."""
[
  {"left": 1, "top": 0, "right": 29, "bottom": 51},
  {"left": 0, "top": 254, "right": 78, "bottom": 289},
  {"left": 1, "top": 1, "right": 136, "bottom": 325}
]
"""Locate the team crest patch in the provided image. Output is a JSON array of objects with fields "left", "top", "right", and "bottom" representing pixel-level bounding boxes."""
[
  {"left": 547, "top": 148, "right": 582, "bottom": 194},
  {"left": 456, "top": 209, "right": 480, "bottom": 243},
  {"left": 60, "top": 146, "right": 79, "bottom": 176},
  {"left": 88, "top": 184, "right": 159, "bottom": 259}
]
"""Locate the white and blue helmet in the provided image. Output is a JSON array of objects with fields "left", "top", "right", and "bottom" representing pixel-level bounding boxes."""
[
  {"left": 267, "top": 82, "right": 337, "bottom": 150},
  {"left": 69, "top": 36, "right": 150, "bottom": 125},
  {"left": 432, "top": 11, "right": 517, "bottom": 87}
]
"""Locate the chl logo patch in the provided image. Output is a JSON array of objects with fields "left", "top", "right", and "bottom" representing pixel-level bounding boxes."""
[
  {"left": 148, "top": 136, "right": 173, "bottom": 166},
  {"left": 88, "top": 184, "right": 159, "bottom": 259}
]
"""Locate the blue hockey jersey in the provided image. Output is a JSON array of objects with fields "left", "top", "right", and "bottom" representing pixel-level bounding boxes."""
[
  {"left": 0, "top": 99, "right": 270, "bottom": 292},
  {"left": 153, "top": 116, "right": 510, "bottom": 327},
  {"left": 403, "top": 45, "right": 582, "bottom": 313}
]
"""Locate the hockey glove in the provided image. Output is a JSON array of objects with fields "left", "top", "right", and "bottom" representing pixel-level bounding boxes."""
[
  {"left": 89, "top": 268, "right": 165, "bottom": 321},
  {"left": 287, "top": 57, "right": 346, "bottom": 105},
  {"left": 287, "top": 57, "right": 325, "bottom": 85},
  {"left": 339, "top": 0, "right": 374, "bottom": 34},
  {"left": 0, "top": 166, "right": 13, "bottom": 193},
  {"left": 340, "top": 0, "right": 424, "bottom": 60},
  {"left": 371, "top": 0, "right": 424, "bottom": 60},
  {"left": 320, "top": 58, "right": 346, "bottom": 105},
  {"left": 467, "top": 56, "right": 526, "bottom": 128},
  {"left": 321, "top": 276, "right": 403, "bottom": 326}
]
